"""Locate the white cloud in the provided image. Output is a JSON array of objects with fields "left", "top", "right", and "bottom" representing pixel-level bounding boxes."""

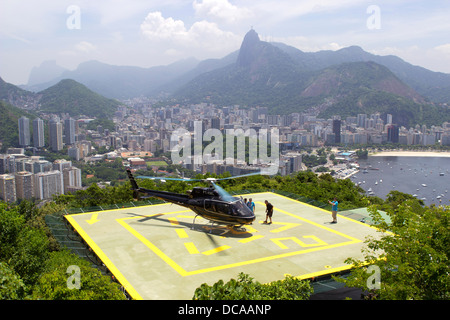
[
  {"left": 75, "top": 41, "right": 97, "bottom": 54},
  {"left": 193, "top": 0, "right": 252, "bottom": 24},
  {"left": 140, "top": 11, "right": 241, "bottom": 57},
  {"left": 140, "top": 11, "right": 188, "bottom": 42},
  {"left": 434, "top": 44, "right": 450, "bottom": 55}
]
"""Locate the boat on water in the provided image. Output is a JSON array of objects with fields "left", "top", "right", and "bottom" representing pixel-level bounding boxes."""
[
  {"left": 422, "top": 184, "right": 427, "bottom": 187},
  {"left": 440, "top": 172, "right": 445, "bottom": 176}
]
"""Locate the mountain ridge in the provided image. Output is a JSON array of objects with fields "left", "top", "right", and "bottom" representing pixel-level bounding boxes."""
[
  {"left": 21, "top": 58, "right": 200, "bottom": 100},
  {"left": 4, "top": 29, "right": 450, "bottom": 127},
  {"left": 1, "top": 77, "right": 121, "bottom": 119},
  {"left": 171, "top": 30, "right": 450, "bottom": 127},
  {"left": 17, "top": 31, "right": 450, "bottom": 105}
]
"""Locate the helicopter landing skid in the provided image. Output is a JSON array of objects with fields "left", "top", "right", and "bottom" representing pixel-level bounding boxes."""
[
  {"left": 192, "top": 214, "right": 215, "bottom": 233},
  {"left": 192, "top": 216, "right": 246, "bottom": 236},
  {"left": 191, "top": 214, "right": 199, "bottom": 230},
  {"left": 218, "top": 225, "right": 246, "bottom": 235}
]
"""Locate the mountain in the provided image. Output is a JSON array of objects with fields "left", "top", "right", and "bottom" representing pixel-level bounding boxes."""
[
  {"left": 0, "top": 77, "right": 37, "bottom": 110},
  {"left": 273, "top": 43, "right": 450, "bottom": 104},
  {"left": 310, "top": 62, "right": 445, "bottom": 127},
  {"left": 37, "top": 79, "right": 121, "bottom": 118},
  {"left": 155, "top": 51, "right": 239, "bottom": 95},
  {"left": 1, "top": 77, "right": 121, "bottom": 119},
  {"left": 27, "top": 60, "right": 68, "bottom": 87},
  {"left": 15, "top": 29, "right": 450, "bottom": 125},
  {"left": 173, "top": 30, "right": 314, "bottom": 109},
  {"left": 171, "top": 30, "right": 450, "bottom": 127},
  {"left": 23, "top": 58, "right": 200, "bottom": 99}
]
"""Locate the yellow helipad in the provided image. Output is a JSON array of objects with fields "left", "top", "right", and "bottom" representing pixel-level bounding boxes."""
[{"left": 65, "top": 192, "right": 383, "bottom": 300}]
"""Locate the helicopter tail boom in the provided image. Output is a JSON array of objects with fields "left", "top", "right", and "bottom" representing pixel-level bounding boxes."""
[
  {"left": 126, "top": 167, "right": 190, "bottom": 204},
  {"left": 126, "top": 168, "right": 140, "bottom": 191}
]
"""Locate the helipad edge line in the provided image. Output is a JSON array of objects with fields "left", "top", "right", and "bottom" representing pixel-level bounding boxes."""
[{"left": 65, "top": 215, "right": 143, "bottom": 300}]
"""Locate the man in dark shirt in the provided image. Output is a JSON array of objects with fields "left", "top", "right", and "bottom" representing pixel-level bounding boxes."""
[{"left": 264, "top": 200, "right": 274, "bottom": 224}]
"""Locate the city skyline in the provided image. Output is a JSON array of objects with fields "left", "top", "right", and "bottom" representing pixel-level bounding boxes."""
[
  {"left": 2, "top": 104, "right": 449, "bottom": 203},
  {"left": 1, "top": 1, "right": 450, "bottom": 85}
]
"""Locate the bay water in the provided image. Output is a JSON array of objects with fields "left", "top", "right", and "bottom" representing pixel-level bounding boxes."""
[{"left": 349, "top": 156, "right": 450, "bottom": 207}]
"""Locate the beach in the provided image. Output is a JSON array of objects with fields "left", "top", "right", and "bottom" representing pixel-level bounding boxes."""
[{"left": 370, "top": 151, "right": 450, "bottom": 157}]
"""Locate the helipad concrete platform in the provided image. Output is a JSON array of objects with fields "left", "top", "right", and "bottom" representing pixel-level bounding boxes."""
[{"left": 65, "top": 192, "right": 383, "bottom": 300}]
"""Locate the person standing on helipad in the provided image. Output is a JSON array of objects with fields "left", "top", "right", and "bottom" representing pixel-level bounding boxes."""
[
  {"left": 264, "top": 200, "right": 273, "bottom": 224},
  {"left": 247, "top": 198, "right": 255, "bottom": 213},
  {"left": 328, "top": 198, "right": 338, "bottom": 224}
]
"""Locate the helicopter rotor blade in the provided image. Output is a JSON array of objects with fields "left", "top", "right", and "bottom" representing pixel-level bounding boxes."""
[
  {"left": 136, "top": 176, "right": 202, "bottom": 182},
  {"left": 211, "top": 182, "right": 235, "bottom": 202},
  {"left": 214, "top": 172, "right": 262, "bottom": 181},
  {"left": 136, "top": 171, "right": 269, "bottom": 185}
]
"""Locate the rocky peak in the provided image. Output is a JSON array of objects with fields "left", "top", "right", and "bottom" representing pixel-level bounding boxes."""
[{"left": 236, "top": 29, "right": 261, "bottom": 68}]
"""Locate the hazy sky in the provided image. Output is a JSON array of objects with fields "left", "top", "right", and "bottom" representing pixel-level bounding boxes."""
[{"left": 1, "top": 0, "right": 449, "bottom": 85}]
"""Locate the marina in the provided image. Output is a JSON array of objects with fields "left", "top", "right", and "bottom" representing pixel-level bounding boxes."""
[{"left": 349, "top": 155, "right": 449, "bottom": 206}]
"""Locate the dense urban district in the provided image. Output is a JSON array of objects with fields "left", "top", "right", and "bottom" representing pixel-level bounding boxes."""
[{"left": 1, "top": 101, "right": 450, "bottom": 204}]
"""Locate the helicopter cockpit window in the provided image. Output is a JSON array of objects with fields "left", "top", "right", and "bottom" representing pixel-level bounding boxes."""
[
  {"left": 205, "top": 200, "right": 231, "bottom": 213},
  {"left": 232, "top": 200, "right": 250, "bottom": 217},
  {"left": 216, "top": 202, "right": 230, "bottom": 214}
]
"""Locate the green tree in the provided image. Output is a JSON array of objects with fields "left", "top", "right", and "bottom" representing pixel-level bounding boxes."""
[
  {"left": 32, "top": 250, "right": 126, "bottom": 300},
  {"left": 338, "top": 202, "right": 449, "bottom": 299},
  {"left": 0, "top": 202, "right": 25, "bottom": 258},
  {"left": 0, "top": 202, "right": 50, "bottom": 286},
  {"left": 355, "top": 149, "right": 368, "bottom": 159},
  {"left": 0, "top": 262, "right": 26, "bottom": 299},
  {"left": 9, "top": 227, "right": 50, "bottom": 286},
  {"left": 193, "top": 273, "right": 313, "bottom": 300}
]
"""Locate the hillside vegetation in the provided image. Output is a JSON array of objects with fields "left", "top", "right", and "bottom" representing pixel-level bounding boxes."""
[{"left": 38, "top": 79, "right": 120, "bottom": 118}]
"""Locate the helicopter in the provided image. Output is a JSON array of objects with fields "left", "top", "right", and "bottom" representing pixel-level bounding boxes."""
[{"left": 126, "top": 168, "right": 260, "bottom": 234}]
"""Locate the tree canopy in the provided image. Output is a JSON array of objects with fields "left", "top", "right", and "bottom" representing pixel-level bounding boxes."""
[
  {"left": 337, "top": 195, "right": 449, "bottom": 300},
  {"left": 0, "top": 201, "right": 126, "bottom": 300}
]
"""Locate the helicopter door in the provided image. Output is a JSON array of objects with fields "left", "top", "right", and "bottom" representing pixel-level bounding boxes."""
[{"left": 204, "top": 199, "right": 217, "bottom": 212}]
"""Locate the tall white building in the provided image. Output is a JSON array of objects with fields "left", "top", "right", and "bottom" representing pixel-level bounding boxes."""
[
  {"left": 63, "top": 166, "right": 82, "bottom": 193},
  {"left": 53, "top": 159, "right": 72, "bottom": 172},
  {"left": 0, "top": 174, "right": 17, "bottom": 203},
  {"left": 33, "top": 117, "right": 45, "bottom": 148},
  {"left": 64, "top": 118, "right": 76, "bottom": 145},
  {"left": 15, "top": 171, "right": 34, "bottom": 200},
  {"left": 18, "top": 116, "right": 30, "bottom": 147},
  {"left": 34, "top": 170, "right": 63, "bottom": 200},
  {"left": 49, "top": 118, "right": 63, "bottom": 151}
]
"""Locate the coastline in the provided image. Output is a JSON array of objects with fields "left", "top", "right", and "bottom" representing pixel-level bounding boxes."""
[{"left": 369, "top": 151, "right": 450, "bottom": 158}]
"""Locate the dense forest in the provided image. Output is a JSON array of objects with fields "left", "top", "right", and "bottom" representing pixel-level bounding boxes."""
[{"left": 1, "top": 171, "right": 448, "bottom": 300}]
